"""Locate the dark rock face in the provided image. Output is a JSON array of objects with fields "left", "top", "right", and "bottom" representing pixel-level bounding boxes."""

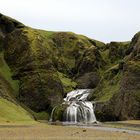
[
  {"left": 0, "top": 13, "right": 24, "bottom": 37},
  {"left": 76, "top": 72, "right": 100, "bottom": 89},
  {"left": 127, "top": 32, "right": 140, "bottom": 60},
  {"left": 115, "top": 61, "right": 140, "bottom": 120},
  {"left": 77, "top": 46, "right": 105, "bottom": 75},
  {"left": 95, "top": 61, "right": 140, "bottom": 121},
  {"left": 108, "top": 41, "right": 130, "bottom": 62}
]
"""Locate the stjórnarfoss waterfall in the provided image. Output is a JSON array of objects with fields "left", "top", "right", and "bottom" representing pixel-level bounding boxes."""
[{"left": 63, "top": 89, "right": 97, "bottom": 124}]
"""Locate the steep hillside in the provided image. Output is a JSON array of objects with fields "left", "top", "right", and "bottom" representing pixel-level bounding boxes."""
[
  {"left": 0, "top": 55, "right": 33, "bottom": 122},
  {"left": 0, "top": 14, "right": 34, "bottom": 122},
  {"left": 89, "top": 38, "right": 140, "bottom": 121}
]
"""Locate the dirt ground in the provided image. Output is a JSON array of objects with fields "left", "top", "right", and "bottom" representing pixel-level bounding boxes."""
[{"left": 0, "top": 121, "right": 140, "bottom": 140}]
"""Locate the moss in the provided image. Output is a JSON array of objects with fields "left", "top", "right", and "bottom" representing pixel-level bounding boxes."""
[
  {"left": 127, "top": 61, "right": 140, "bottom": 71},
  {"left": 32, "top": 111, "right": 49, "bottom": 120},
  {"left": 37, "top": 29, "right": 55, "bottom": 39},
  {"left": 47, "top": 32, "right": 93, "bottom": 75},
  {"left": 97, "top": 81, "right": 120, "bottom": 102},
  {"left": 108, "top": 41, "right": 130, "bottom": 63},
  {"left": 135, "top": 90, "right": 140, "bottom": 103},
  {"left": 100, "top": 49, "right": 109, "bottom": 61},
  {"left": 88, "top": 38, "right": 105, "bottom": 49},
  {"left": 0, "top": 52, "right": 19, "bottom": 94},
  {"left": 57, "top": 72, "right": 77, "bottom": 93},
  {"left": 90, "top": 69, "right": 121, "bottom": 102},
  {"left": 104, "top": 64, "right": 119, "bottom": 80}
]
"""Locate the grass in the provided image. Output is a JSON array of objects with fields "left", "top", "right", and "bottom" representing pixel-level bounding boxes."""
[
  {"left": 96, "top": 80, "right": 120, "bottom": 102},
  {"left": 57, "top": 71, "right": 77, "bottom": 93},
  {"left": 0, "top": 52, "right": 19, "bottom": 94},
  {"left": 97, "top": 84, "right": 119, "bottom": 102},
  {"left": 92, "top": 69, "right": 121, "bottom": 102},
  {"left": 37, "top": 29, "right": 55, "bottom": 39},
  {"left": 0, "top": 98, "right": 33, "bottom": 123},
  {"left": 32, "top": 111, "right": 49, "bottom": 120}
]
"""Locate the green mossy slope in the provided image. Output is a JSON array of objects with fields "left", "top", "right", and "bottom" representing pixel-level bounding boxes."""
[{"left": 0, "top": 98, "right": 33, "bottom": 122}]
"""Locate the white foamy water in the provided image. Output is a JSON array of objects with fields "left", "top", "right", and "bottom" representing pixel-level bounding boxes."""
[{"left": 63, "top": 89, "right": 97, "bottom": 124}]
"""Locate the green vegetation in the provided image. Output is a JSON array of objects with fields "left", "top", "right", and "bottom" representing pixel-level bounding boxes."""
[
  {"left": 96, "top": 81, "right": 120, "bottom": 102},
  {"left": 92, "top": 71, "right": 121, "bottom": 102},
  {"left": 57, "top": 72, "right": 77, "bottom": 93},
  {"left": 0, "top": 52, "right": 19, "bottom": 94},
  {"left": 0, "top": 98, "right": 33, "bottom": 122},
  {"left": 32, "top": 111, "right": 49, "bottom": 120}
]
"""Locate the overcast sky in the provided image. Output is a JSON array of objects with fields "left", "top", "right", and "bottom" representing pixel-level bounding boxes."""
[{"left": 0, "top": 0, "right": 140, "bottom": 42}]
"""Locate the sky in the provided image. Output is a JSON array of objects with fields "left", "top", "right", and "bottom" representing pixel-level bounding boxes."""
[{"left": 0, "top": 0, "right": 140, "bottom": 42}]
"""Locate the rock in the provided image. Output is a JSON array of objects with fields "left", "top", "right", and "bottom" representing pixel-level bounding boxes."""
[
  {"left": 111, "top": 61, "right": 140, "bottom": 120},
  {"left": 0, "top": 13, "right": 24, "bottom": 36},
  {"left": 107, "top": 41, "right": 130, "bottom": 63},
  {"left": 83, "top": 129, "right": 86, "bottom": 132},
  {"left": 50, "top": 32, "right": 92, "bottom": 75},
  {"left": 77, "top": 46, "right": 105, "bottom": 75},
  {"left": 127, "top": 31, "right": 140, "bottom": 60},
  {"left": 76, "top": 72, "right": 100, "bottom": 89}
]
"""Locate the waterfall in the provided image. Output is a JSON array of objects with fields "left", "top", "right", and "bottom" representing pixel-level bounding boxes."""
[
  {"left": 63, "top": 89, "right": 97, "bottom": 124},
  {"left": 49, "top": 106, "right": 58, "bottom": 122}
]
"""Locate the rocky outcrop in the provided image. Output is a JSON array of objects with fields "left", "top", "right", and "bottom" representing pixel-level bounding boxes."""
[
  {"left": 0, "top": 13, "right": 24, "bottom": 45},
  {"left": 127, "top": 32, "right": 140, "bottom": 60},
  {"left": 76, "top": 72, "right": 100, "bottom": 89},
  {"left": 92, "top": 33, "right": 140, "bottom": 121},
  {"left": 107, "top": 41, "right": 130, "bottom": 63}
]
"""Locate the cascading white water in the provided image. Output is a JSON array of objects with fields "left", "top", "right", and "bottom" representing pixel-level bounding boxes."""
[{"left": 63, "top": 89, "right": 97, "bottom": 124}]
